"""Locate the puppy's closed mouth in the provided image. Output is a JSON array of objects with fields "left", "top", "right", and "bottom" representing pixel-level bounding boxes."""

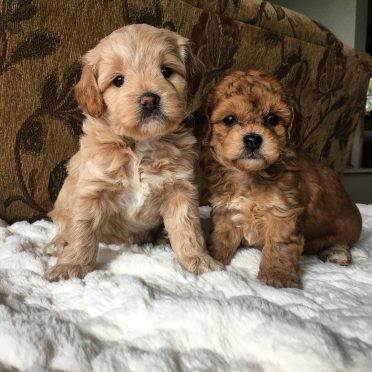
[
  {"left": 232, "top": 151, "right": 263, "bottom": 166},
  {"left": 141, "top": 109, "right": 166, "bottom": 124},
  {"left": 243, "top": 150, "right": 262, "bottom": 160}
]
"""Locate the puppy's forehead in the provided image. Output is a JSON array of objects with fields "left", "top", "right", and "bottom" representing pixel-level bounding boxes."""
[
  {"left": 209, "top": 74, "right": 292, "bottom": 124},
  {"left": 210, "top": 72, "right": 289, "bottom": 112},
  {"left": 212, "top": 84, "right": 281, "bottom": 111},
  {"left": 88, "top": 24, "right": 186, "bottom": 68}
]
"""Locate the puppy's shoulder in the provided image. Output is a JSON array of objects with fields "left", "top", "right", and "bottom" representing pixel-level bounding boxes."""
[
  {"left": 79, "top": 117, "right": 132, "bottom": 152},
  {"left": 162, "top": 126, "right": 198, "bottom": 163},
  {"left": 166, "top": 126, "right": 197, "bottom": 149},
  {"left": 70, "top": 117, "right": 135, "bottom": 179}
]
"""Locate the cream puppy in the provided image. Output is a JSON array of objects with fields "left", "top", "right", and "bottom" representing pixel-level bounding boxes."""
[{"left": 45, "top": 24, "right": 223, "bottom": 281}]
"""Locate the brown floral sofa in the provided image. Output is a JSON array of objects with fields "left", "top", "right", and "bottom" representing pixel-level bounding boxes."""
[{"left": 1, "top": 0, "right": 371, "bottom": 223}]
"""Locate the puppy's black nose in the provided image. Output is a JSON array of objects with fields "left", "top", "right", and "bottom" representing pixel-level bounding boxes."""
[
  {"left": 243, "top": 133, "right": 263, "bottom": 150},
  {"left": 139, "top": 92, "right": 160, "bottom": 112}
]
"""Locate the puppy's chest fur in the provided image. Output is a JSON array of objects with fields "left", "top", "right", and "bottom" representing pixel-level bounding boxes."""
[
  {"left": 116, "top": 130, "right": 196, "bottom": 227},
  {"left": 208, "top": 159, "right": 303, "bottom": 248},
  {"left": 119, "top": 142, "right": 174, "bottom": 218}
]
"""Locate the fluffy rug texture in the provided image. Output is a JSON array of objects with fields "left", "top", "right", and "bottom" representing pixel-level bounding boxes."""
[{"left": 0, "top": 206, "right": 371, "bottom": 371}]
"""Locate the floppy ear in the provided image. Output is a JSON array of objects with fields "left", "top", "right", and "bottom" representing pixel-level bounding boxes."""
[
  {"left": 286, "top": 100, "right": 302, "bottom": 146},
  {"left": 276, "top": 82, "right": 302, "bottom": 147},
  {"left": 74, "top": 64, "right": 104, "bottom": 118},
  {"left": 280, "top": 85, "right": 293, "bottom": 143},
  {"left": 202, "top": 115, "right": 212, "bottom": 146},
  {"left": 185, "top": 45, "right": 204, "bottom": 97}
]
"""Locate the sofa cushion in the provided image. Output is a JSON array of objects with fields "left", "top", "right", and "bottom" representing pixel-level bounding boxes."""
[{"left": 0, "top": 0, "right": 371, "bottom": 222}]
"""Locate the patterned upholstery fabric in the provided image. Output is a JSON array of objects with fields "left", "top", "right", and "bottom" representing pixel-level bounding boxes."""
[{"left": 1, "top": 0, "right": 371, "bottom": 223}]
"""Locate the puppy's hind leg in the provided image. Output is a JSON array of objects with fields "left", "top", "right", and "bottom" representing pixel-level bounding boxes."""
[
  {"left": 318, "top": 244, "right": 352, "bottom": 266},
  {"left": 44, "top": 235, "right": 67, "bottom": 256},
  {"left": 45, "top": 189, "right": 113, "bottom": 281},
  {"left": 306, "top": 237, "right": 352, "bottom": 266},
  {"left": 44, "top": 209, "right": 69, "bottom": 256},
  {"left": 153, "top": 225, "right": 170, "bottom": 246}
]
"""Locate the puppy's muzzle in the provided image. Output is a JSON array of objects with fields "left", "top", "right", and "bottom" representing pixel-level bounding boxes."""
[
  {"left": 139, "top": 92, "right": 160, "bottom": 112},
  {"left": 243, "top": 133, "right": 262, "bottom": 150}
]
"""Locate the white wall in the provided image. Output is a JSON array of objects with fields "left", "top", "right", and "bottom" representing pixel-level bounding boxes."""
[{"left": 273, "top": 0, "right": 368, "bottom": 51}]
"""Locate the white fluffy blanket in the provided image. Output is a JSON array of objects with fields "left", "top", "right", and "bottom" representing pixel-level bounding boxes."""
[{"left": 0, "top": 205, "right": 372, "bottom": 371}]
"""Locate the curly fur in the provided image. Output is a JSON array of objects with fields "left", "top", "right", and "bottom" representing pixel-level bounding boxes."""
[
  {"left": 45, "top": 24, "right": 222, "bottom": 281},
  {"left": 202, "top": 70, "right": 362, "bottom": 288}
]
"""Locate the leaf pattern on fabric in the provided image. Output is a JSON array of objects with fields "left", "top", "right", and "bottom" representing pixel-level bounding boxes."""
[
  {"left": 190, "top": 11, "right": 240, "bottom": 88},
  {"left": 18, "top": 118, "right": 46, "bottom": 155},
  {"left": 48, "top": 160, "right": 68, "bottom": 203},
  {"left": 1, "top": 0, "right": 371, "bottom": 222},
  {"left": 5, "top": 30, "right": 60, "bottom": 70},
  {"left": 5, "top": 63, "right": 83, "bottom": 217},
  {"left": 1, "top": 0, "right": 60, "bottom": 75}
]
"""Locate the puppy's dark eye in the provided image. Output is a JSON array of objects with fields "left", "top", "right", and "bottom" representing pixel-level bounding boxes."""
[
  {"left": 222, "top": 115, "right": 237, "bottom": 126},
  {"left": 161, "top": 66, "right": 173, "bottom": 79},
  {"left": 112, "top": 75, "right": 124, "bottom": 87},
  {"left": 264, "top": 114, "right": 280, "bottom": 126}
]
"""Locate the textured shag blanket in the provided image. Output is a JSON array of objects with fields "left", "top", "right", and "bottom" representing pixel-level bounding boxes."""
[{"left": 0, "top": 205, "right": 372, "bottom": 371}]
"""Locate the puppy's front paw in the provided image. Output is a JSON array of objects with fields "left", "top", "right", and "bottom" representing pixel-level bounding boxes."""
[
  {"left": 258, "top": 270, "right": 301, "bottom": 289},
  {"left": 45, "top": 263, "right": 93, "bottom": 281},
  {"left": 182, "top": 255, "right": 225, "bottom": 274}
]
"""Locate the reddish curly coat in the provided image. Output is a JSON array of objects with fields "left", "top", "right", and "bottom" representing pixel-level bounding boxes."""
[{"left": 202, "top": 70, "right": 362, "bottom": 288}]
